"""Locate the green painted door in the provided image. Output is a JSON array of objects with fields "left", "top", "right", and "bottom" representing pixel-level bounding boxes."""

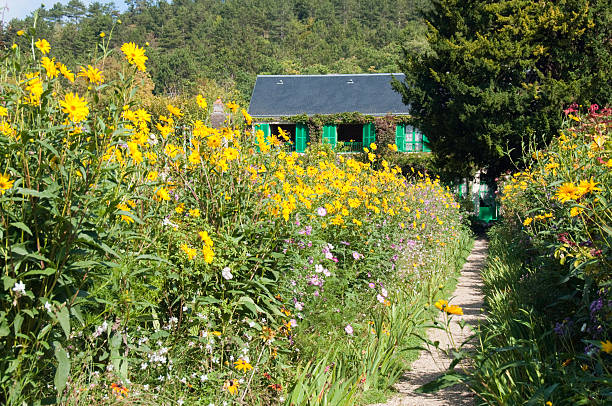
[
  {"left": 295, "top": 124, "right": 309, "bottom": 153},
  {"left": 395, "top": 124, "right": 405, "bottom": 152},
  {"left": 322, "top": 125, "right": 337, "bottom": 149},
  {"left": 362, "top": 122, "right": 375, "bottom": 148}
]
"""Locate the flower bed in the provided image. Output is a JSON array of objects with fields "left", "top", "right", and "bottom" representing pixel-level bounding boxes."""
[
  {"left": 0, "top": 28, "right": 470, "bottom": 405},
  {"left": 463, "top": 107, "right": 611, "bottom": 404}
]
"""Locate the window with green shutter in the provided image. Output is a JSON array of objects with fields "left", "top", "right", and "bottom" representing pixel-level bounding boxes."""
[
  {"left": 295, "top": 124, "right": 309, "bottom": 153},
  {"left": 322, "top": 125, "right": 337, "bottom": 149},
  {"left": 404, "top": 126, "right": 430, "bottom": 153},
  {"left": 395, "top": 124, "right": 406, "bottom": 152}
]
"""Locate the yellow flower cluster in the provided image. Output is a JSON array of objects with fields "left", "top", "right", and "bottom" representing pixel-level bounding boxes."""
[
  {"left": 434, "top": 299, "right": 463, "bottom": 315},
  {"left": 555, "top": 179, "right": 601, "bottom": 203},
  {"left": 500, "top": 110, "right": 610, "bottom": 272}
]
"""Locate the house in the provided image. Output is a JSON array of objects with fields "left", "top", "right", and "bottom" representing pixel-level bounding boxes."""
[
  {"left": 247, "top": 73, "right": 430, "bottom": 153},
  {"left": 247, "top": 73, "right": 498, "bottom": 222}
]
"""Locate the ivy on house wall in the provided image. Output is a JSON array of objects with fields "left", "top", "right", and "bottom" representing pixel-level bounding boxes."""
[{"left": 253, "top": 112, "right": 413, "bottom": 144}]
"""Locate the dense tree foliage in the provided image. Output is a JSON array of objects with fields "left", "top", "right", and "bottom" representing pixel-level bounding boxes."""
[
  {"left": 395, "top": 0, "right": 612, "bottom": 179},
  {"left": 1, "top": 0, "right": 431, "bottom": 100}
]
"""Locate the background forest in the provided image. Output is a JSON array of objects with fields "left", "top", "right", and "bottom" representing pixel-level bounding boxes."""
[{"left": 0, "top": 0, "right": 431, "bottom": 100}]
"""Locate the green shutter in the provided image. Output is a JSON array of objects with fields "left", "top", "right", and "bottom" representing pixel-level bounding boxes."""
[
  {"left": 322, "top": 125, "right": 337, "bottom": 149},
  {"left": 362, "top": 122, "right": 375, "bottom": 149},
  {"left": 395, "top": 124, "right": 405, "bottom": 152},
  {"left": 254, "top": 123, "right": 271, "bottom": 144},
  {"left": 422, "top": 133, "right": 430, "bottom": 152},
  {"left": 295, "top": 124, "right": 309, "bottom": 153}
]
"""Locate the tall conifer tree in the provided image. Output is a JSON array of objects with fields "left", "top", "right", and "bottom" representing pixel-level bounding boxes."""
[{"left": 395, "top": 0, "right": 612, "bottom": 178}]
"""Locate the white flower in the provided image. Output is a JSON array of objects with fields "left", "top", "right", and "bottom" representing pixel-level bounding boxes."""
[
  {"left": 317, "top": 207, "right": 327, "bottom": 216},
  {"left": 295, "top": 302, "right": 303, "bottom": 311},
  {"left": 315, "top": 264, "right": 324, "bottom": 273},
  {"left": 381, "top": 287, "right": 388, "bottom": 298},
  {"left": 162, "top": 217, "right": 178, "bottom": 229},
  {"left": 12, "top": 281, "right": 26, "bottom": 295},
  {"left": 323, "top": 269, "right": 331, "bottom": 277},
  {"left": 200, "top": 374, "right": 208, "bottom": 382},
  {"left": 222, "top": 267, "right": 233, "bottom": 280},
  {"left": 376, "top": 294, "right": 385, "bottom": 304},
  {"left": 141, "top": 362, "right": 148, "bottom": 370},
  {"left": 345, "top": 324, "right": 354, "bottom": 335},
  {"left": 92, "top": 321, "right": 108, "bottom": 338},
  {"left": 44, "top": 302, "right": 53, "bottom": 312}
]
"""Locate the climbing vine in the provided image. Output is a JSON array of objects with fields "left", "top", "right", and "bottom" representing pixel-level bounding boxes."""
[{"left": 254, "top": 112, "right": 413, "bottom": 143}]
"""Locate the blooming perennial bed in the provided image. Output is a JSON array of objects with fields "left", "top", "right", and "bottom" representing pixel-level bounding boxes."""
[{"left": 0, "top": 27, "right": 469, "bottom": 405}]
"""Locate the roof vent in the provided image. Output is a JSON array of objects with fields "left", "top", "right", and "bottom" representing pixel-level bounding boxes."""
[
  {"left": 346, "top": 79, "right": 354, "bottom": 84},
  {"left": 276, "top": 79, "right": 284, "bottom": 85}
]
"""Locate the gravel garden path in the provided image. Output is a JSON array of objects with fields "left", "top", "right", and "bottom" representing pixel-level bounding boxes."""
[{"left": 371, "top": 238, "right": 488, "bottom": 406}]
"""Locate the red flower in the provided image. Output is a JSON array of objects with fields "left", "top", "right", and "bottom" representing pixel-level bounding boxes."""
[{"left": 268, "top": 383, "right": 282, "bottom": 392}]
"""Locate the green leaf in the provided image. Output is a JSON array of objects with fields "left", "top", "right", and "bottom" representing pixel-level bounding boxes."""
[
  {"left": 13, "top": 313, "right": 24, "bottom": 334},
  {"left": 21, "top": 267, "right": 57, "bottom": 277},
  {"left": 57, "top": 306, "right": 70, "bottom": 338},
  {"left": 415, "top": 371, "right": 467, "bottom": 393},
  {"left": 238, "top": 296, "right": 264, "bottom": 316},
  {"left": 0, "top": 321, "right": 10, "bottom": 337},
  {"left": 16, "top": 187, "right": 56, "bottom": 199},
  {"left": 10, "top": 222, "right": 32, "bottom": 236},
  {"left": 3, "top": 275, "right": 16, "bottom": 291},
  {"left": 54, "top": 342, "right": 71, "bottom": 396},
  {"left": 135, "top": 254, "right": 172, "bottom": 264}
]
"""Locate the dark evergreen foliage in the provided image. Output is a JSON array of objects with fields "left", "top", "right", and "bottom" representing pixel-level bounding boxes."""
[
  {"left": 0, "top": 0, "right": 432, "bottom": 99},
  {"left": 394, "top": 0, "right": 612, "bottom": 178}
]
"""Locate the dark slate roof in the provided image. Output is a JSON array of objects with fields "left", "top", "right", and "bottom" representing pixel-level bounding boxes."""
[{"left": 248, "top": 73, "right": 409, "bottom": 117}]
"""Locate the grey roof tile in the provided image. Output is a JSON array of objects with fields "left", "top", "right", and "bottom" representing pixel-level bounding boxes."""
[{"left": 248, "top": 73, "right": 410, "bottom": 117}]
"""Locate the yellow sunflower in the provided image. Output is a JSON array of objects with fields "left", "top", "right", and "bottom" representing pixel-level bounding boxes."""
[
  {"left": 35, "top": 38, "right": 51, "bottom": 54},
  {"left": 120, "top": 42, "right": 148, "bottom": 71},
  {"left": 77, "top": 65, "right": 104, "bottom": 85},
  {"left": 0, "top": 174, "right": 15, "bottom": 194},
  {"left": 60, "top": 93, "right": 89, "bottom": 123}
]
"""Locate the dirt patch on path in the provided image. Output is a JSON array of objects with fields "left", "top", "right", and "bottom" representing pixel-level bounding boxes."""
[{"left": 370, "top": 238, "right": 488, "bottom": 406}]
